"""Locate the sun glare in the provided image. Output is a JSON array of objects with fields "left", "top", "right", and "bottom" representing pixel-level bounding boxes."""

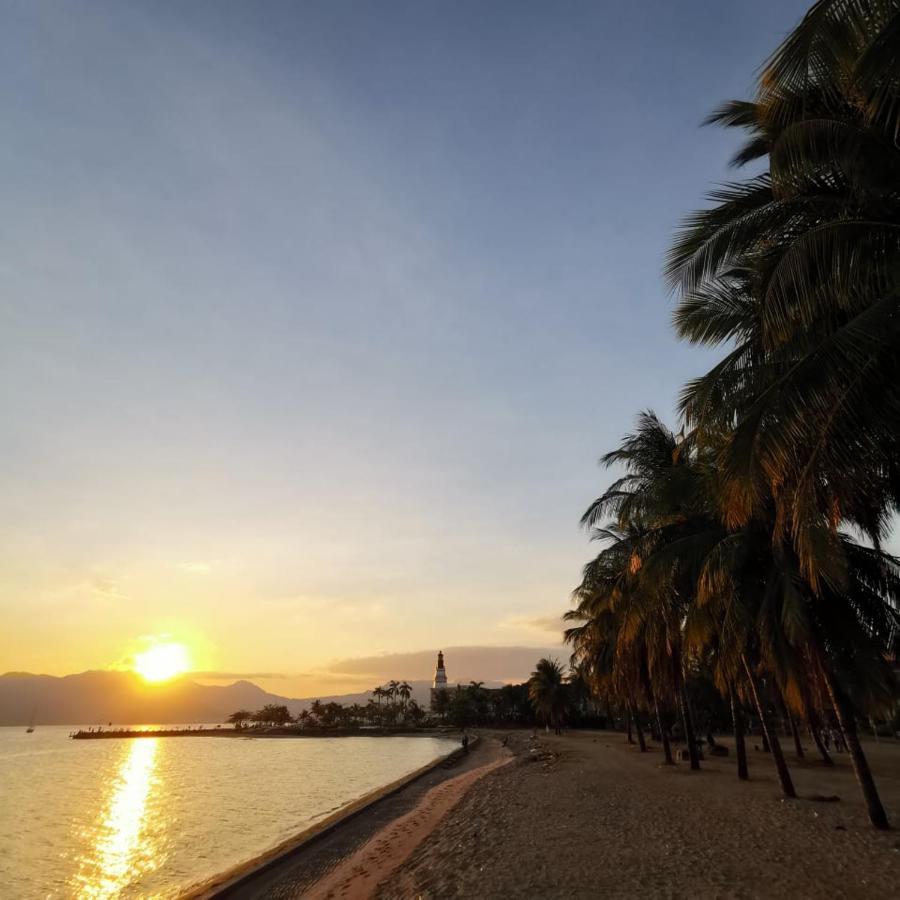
[{"left": 133, "top": 643, "right": 190, "bottom": 683}]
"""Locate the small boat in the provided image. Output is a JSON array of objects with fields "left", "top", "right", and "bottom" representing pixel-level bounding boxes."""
[{"left": 25, "top": 708, "right": 35, "bottom": 733}]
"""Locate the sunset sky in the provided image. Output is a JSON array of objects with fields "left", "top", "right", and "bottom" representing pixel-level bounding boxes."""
[{"left": 1, "top": 0, "right": 831, "bottom": 696}]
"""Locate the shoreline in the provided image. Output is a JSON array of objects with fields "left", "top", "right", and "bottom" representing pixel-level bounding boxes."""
[
  {"left": 69, "top": 726, "right": 457, "bottom": 740},
  {"left": 183, "top": 734, "right": 482, "bottom": 899},
  {"left": 200, "top": 729, "right": 900, "bottom": 899}
]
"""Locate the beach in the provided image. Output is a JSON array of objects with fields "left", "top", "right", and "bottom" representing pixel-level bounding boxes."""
[{"left": 233, "top": 731, "right": 900, "bottom": 899}]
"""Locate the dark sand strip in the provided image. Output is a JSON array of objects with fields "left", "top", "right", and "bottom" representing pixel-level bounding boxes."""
[
  {"left": 305, "top": 749, "right": 512, "bottom": 899},
  {"left": 186, "top": 736, "right": 505, "bottom": 899}
]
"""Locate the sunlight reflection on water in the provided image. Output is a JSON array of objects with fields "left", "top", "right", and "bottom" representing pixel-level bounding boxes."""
[
  {"left": 70, "top": 739, "right": 163, "bottom": 898},
  {"left": 0, "top": 728, "right": 455, "bottom": 899}
]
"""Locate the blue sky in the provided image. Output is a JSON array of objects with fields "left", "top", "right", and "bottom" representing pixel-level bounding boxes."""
[{"left": 0, "top": 0, "right": 814, "bottom": 691}]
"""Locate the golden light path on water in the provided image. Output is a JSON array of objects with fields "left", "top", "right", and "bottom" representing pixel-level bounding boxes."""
[
  {"left": 70, "top": 739, "right": 162, "bottom": 898},
  {"left": 1, "top": 730, "right": 457, "bottom": 897}
]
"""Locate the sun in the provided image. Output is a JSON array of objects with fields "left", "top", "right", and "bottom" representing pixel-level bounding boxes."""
[{"left": 133, "top": 642, "right": 191, "bottom": 683}]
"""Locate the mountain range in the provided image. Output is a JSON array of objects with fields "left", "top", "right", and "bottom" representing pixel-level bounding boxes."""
[{"left": 0, "top": 671, "right": 441, "bottom": 726}]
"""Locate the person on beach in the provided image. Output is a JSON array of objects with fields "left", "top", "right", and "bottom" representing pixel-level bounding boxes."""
[
  {"left": 833, "top": 727, "right": 846, "bottom": 753},
  {"left": 461, "top": 732, "right": 469, "bottom": 752}
]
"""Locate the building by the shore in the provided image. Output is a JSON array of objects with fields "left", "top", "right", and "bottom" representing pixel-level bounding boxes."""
[{"left": 430, "top": 650, "right": 448, "bottom": 710}]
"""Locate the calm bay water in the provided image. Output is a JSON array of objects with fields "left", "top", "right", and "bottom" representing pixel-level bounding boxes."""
[{"left": 0, "top": 726, "right": 456, "bottom": 899}]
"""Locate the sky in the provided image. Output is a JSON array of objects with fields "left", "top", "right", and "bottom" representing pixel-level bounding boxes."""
[{"left": 0, "top": 0, "right": 816, "bottom": 696}]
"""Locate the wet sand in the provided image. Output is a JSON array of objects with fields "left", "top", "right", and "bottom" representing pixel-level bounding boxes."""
[
  {"left": 217, "top": 736, "right": 506, "bottom": 899},
  {"left": 226, "top": 731, "right": 900, "bottom": 899},
  {"left": 306, "top": 748, "right": 511, "bottom": 899}
]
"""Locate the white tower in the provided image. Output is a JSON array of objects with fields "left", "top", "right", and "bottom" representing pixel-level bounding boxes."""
[{"left": 430, "top": 650, "right": 448, "bottom": 709}]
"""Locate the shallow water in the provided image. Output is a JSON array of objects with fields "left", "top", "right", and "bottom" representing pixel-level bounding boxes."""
[{"left": 0, "top": 726, "right": 455, "bottom": 898}]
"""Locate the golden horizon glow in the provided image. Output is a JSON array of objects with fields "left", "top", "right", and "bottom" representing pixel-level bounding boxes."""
[{"left": 133, "top": 643, "right": 191, "bottom": 683}]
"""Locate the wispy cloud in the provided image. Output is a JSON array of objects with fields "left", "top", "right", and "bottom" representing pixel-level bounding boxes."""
[
  {"left": 499, "top": 613, "right": 567, "bottom": 638},
  {"left": 89, "top": 575, "right": 129, "bottom": 603},
  {"left": 323, "top": 645, "right": 563, "bottom": 684},
  {"left": 178, "top": 562, "right": 215, "bottom": 574}
]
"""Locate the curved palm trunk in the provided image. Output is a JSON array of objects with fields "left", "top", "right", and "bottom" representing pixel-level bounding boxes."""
[
  {"left": 741, "top": 656, "right": 795, "bottom": 799},
  {"left": 774, "top": 686, "right": 805, "bottom": 759},
  {"left": 656, "top": 702, "right": 674, "bottom": 764},
  {"left": 808, "top": 713, "right": 834, "bottom": 766},
  {"left": 799, "top": 681, "right": 834, "bottom": 766},
  {"left": 818, "top": 659, "right": 889, "bottom": 830},
  {"left": 641, "top": 667, "right": 673, "bottom": 764},
  {"left": 677, "top": 683, "right": 700, "bottom": 769},
  {"left": 787, "top": 711, "right": 805, "bottom": 759},
  {"left": 629, "top": 699, "right": 647, "bottom": 752},
  {"left": 672, "top": 649, "right": 699, "bottom": 770},
  {"left": 730, "top": 689, "right": 749, "bottom": 781}
]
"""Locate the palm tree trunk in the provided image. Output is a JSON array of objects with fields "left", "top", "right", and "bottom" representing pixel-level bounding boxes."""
[
  {"left": 672, "top": 650, "right": 700, "bottom": 770},
  {"left": 741, "top": 656, "right": 795, "bottom": 799},
  {"left": 677, "top": 683, "right": 700, "bottom": 769},
  {"left": 787, "top": 711, "right": 805, "bottom": 759},
  {"left": 625, "top": 706, "right": 634, "bottom": 744},
  {"left": 818, "top": 658, "right": 889, "bottom": 830},
  {"left": 641, "top": 668, "right": 673, "bottom": 764},
  {"left": 629, "top": 699, "right": 647, "bottom": 752},
  {"left": 799, "top": 681, "right": 834, "bottom": 766},
  {"left": 774, "top": 686, "right": 805, "bottom": 759},
  {"left": 656, "top": 700, "right": 674, "bottom": 764},
  {"left": 808, "top": 713, "right": 834, "bottom": 766},
  {"left": 730, "top": 689, "right": 748, "bottom": 781}
]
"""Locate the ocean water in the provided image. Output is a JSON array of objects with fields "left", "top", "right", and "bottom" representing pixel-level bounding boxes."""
[{"left": 0, "top": 726, "right": 456, "bottom": 899}]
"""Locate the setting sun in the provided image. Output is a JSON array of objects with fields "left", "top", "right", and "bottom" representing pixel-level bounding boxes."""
[{"left": 133, "top": 643, "right": 191, "bottom": 683}]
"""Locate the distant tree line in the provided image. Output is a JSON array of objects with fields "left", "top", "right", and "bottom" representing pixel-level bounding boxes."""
[
  {"left": 226, "top": 680, "right": 426, "bottom": 731},
  {"left": 226, "top": 672, "right": 609, "bottom": 732}
]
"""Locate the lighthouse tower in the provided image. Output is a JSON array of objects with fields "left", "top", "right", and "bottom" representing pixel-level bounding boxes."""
[{"left": 430, "top": 650, "right": 448, "bottom": 709}]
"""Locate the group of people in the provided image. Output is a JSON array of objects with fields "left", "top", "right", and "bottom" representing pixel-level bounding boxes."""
[{"left": 821, "top": 725, "right": 847, "bottom": 753}]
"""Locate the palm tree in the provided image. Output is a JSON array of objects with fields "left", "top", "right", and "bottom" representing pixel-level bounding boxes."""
[
  {"left": 226, "top": 709, "right": 253, "bottom": 729},
  {"left": 398, "top": 681, "right": 412, "bottom": 713},
  {"left": 665, "top": 0, "right": 900, "bottom": 828},
  {"left": 578, "top": 414, "right": 712, "bottom": 769},
  {"left": 667, "top": 1, "right": 900, "bottom": 589},
  {"left": 253, "top": 704, "right": 292, "bottom": 727},
  {"left": 528, "top": 658, "right": 568, "bottom": 734}
]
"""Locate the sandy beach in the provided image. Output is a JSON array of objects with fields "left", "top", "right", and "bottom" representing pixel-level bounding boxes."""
[{"left": 235, "top": 730, "right": 900, "bottom": 899}]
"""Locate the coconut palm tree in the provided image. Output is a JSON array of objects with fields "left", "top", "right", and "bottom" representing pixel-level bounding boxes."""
[
  {"left": 664, "top": 0, "right": 900, "bottom": 828},
  {"left": 528, "top": 658, "right": 568, "bottom": 734},
  {"left": 667, "top": 0, "right": 900, "bottom": 590},
  {"left": 387, "top": 680, "right": 400, "bottom": 708},
  {"left": 226, "top": 709, "right": 253, "bottom": 729},
  {"left": 574, "top": 416, "right": 803, "bottom": 794},
  {"left": 579, "top": 414, "right": 715, "bottom": 769}
]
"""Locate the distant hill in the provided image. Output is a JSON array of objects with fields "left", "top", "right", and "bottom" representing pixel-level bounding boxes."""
[{"left": 0, "top": 671, "right": 442, "bottom": 726}]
